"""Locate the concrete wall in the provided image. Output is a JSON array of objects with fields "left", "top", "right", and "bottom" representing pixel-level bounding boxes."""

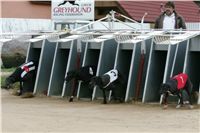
[
  {"left": 0, "top": 18, "right": 53, "bottom": 32},
  {"left": 1, "top": 1, "right": 50, "bottom": 19}
]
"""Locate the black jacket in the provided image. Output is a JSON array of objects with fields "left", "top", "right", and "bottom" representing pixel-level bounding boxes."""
[{"left": 154, "top": 11, "right": 186, "bottom": 29}]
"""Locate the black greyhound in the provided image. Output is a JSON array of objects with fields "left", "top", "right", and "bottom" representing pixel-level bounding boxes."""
[
  {"left": 89, "top": 69, "right": 126, "bottom": 104},
  {"left": 160, "top": 73, "right": 193, "bottom": 109},
  {"left": 65, "top": 65, "right": 97, "bottom": 102},
  {"left": 3, "top": 61, "right": 37, "bottom": 98},
  {"left": 58, "top": 0, "right": 79, "bottom": 6}
]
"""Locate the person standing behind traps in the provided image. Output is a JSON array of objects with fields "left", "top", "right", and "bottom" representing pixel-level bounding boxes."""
[{"left": 154, "top": 1, "right": 186, "bottom": 30}]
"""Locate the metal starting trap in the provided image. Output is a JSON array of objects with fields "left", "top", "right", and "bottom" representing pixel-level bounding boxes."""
[{"left": 1, "top": 11, "right": 200, "bottom": 104}]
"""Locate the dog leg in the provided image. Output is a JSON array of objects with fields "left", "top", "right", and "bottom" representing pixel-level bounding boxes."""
[
  {"left": 19, "top": 81, "right": 23, "bottom": 96},
  {"left": 102, "top": 89, "right": 107, "bottom": 104},
  {"left": 110, "top": 90, "right": 116, "bottom": 101},
  {"left": 176, "top": 93, "right": 183, "bottom": 109},
  {"left": 89, "top": 87, "right": 93, "bottom": 101},
  {"left": 69, "top": 96, "right": 74, "bottom": 102},
  {"left": 185, "top": 88, "right": 194, "bottom": 109},
  {"left": 69, "top": 79, "right": 77, "bottom": 102},
  {"left": 161, "top": 93, "right": 169, "bottom": 109}
]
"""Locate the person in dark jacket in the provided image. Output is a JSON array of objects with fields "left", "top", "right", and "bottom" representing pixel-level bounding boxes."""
[
  {"left": 160, "top": 73, "right": 193, "bottom": 109},
  {"left": 154, "top": 1, "right": 186, "bottom": 30}
]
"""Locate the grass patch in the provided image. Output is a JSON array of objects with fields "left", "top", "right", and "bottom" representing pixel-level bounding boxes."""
[
  {"left": 1, "top": 76, "right": 20, "bottom": 89},
  {"left": 1, "top": 67, "right": 20, "bottom": 89},
  {"left": 1, "top": 67, "right": 15, "bottom": 87},
  {"left": 1, "top": 76, "right": 7, "bottom": 87},
  {"left": 1, "top": 67, "right": 16, "bottom": 72}
]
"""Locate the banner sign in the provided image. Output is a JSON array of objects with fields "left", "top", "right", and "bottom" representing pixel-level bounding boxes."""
[{"left": 52, "top": 0, "right": 94, "bottom": 20}]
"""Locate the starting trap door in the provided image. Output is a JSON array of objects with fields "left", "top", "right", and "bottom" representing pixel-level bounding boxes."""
[
  {"left": 47, "top": 35, "right": 81, "bottom": 97},
  {"left": 112, "top": 39, "right": 152, "bottom": 102},
  {"left": 143, "top": 31, "right": 199, "bottom": 103},
  {"left": 26, "top": 36, "right": 57, "bottom": 95},
  {"left": 34, "top": 40, "right": 57, "bottom": 95},
  {"left": 25, "top": 39, "right": 42, "bottom": 95},
  {"left": 76, "top": 35, "right": 117, "bottom": 101},
  {"left": 184, "top": 35, "right": 200, "bottom": 104},
  {"left": 60, "top": 36, "right": 85, "bottom": 98},
  {"left": 112, "top": 32, "right": 154, "bottom": 102},
  {"left": 77, "top": 41, "right": 101, "bottom": 100}
]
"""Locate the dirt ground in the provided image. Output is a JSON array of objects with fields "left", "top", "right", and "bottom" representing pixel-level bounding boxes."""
[{"left": 1, "top": 89, "right": 200, "bottom": 133}]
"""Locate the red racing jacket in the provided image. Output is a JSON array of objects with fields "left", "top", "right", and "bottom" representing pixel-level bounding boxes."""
[{"left": 172, "top": 73, "right": 188, "bottom": 90}]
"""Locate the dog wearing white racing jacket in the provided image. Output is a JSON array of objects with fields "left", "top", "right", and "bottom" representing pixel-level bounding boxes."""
[{"left": 89, "top": 69, "right": 126, "bottom": 104}]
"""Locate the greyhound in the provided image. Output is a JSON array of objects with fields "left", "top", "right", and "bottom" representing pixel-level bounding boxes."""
[
  {"left": 65, "top": 65, "right": 97, "bottom": 102},
  {"left": 160, "top": 73, "right": 193, "bottom": 109},
  {"left": 89, "top": 69, "right": 126, "bottom": 104},
  {"left": 3, "top": 61, "right": 37, "bottom": 98}
]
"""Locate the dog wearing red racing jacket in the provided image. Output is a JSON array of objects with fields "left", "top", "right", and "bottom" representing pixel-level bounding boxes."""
[
  {"left": 3, "top": 61, "right": 37, "bottom": 97},
  {"left": 160, "top": 73, "right": 193, "bottom": 109}
]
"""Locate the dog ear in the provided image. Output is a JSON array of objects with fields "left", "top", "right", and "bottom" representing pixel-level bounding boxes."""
[{"left": 160, "top": 83, "right": 170, "bottom": 94}]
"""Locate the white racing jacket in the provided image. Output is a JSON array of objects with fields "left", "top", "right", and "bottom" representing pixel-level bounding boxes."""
[
  {"left": 103, "top": 69, "right": 118, "bottom": 88},
  {"left": 20, "top": 61, "right": 36, "bottom": 78}
]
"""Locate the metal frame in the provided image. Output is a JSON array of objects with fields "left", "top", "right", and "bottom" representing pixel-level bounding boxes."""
[
  {"left": 143, "top": 31, "right": 200, "bottom": 104},
  {"left": 2, "top": 10, "right": 200, "bottom": 105},
  {"left": 76, "top": 35, "right": 117, "bottom": 101}
]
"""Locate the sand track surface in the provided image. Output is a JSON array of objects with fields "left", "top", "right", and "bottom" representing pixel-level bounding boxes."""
[{"left": 1, "top": 89, "right": 200, "bottom": 133}]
